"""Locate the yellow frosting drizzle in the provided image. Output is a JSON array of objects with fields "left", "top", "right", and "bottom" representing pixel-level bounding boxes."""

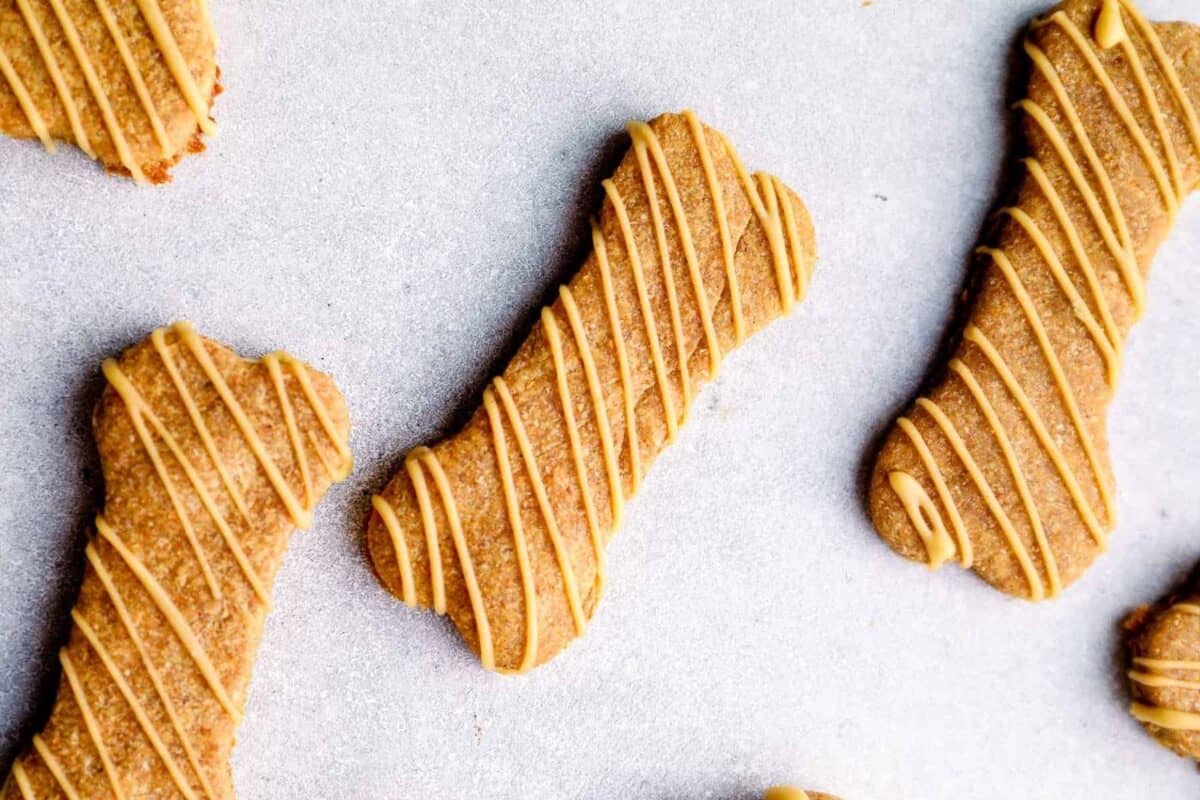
[
  {"left": 372, "top": 495, "right": 418, "bottom": 607},
  {"left": 593, "top": 219, "right": 643, "bottom": 490},
  {"left": 894, "top": 417, "right": 971, "bottom": 566},
  {"left": 1127, "top": 602, "right": 1200, "bottom": 729},
  {"left": 101, "top": 356, "right": 273, "bottom": 605},
  {"left": 284, "top": 354, "right": 353, "bottom": 479},
  {"left": 559, "top": 285, "right": 624, "bottom": 530},
  {"left": 1095, "top": 0, "right": 1127, "bottom": 49},
  {"left": 542, "top": 306, "right": 607, "bottom": 599},
  {"left": 1020, "top": 46, "right": 1142, "bottom": 309},
  {"left": 101, "top": 357, "right": 223, "bottom": 599},
  {"left": 175, "top": 323, "right": 313, "bottom": 529},
  {"left": 412, "top": 447, "right": 495, "bottom": 669},
  {"left": 983, "top": 247, "right": 1115, "bottom": 526},
  {"left": 131, "top": 0, "right": 215, "bottom": 135},
  {"left": 1000, "top": 206, "right": 1120, "bottom": 386},
  {"left": 6, "top": 0, "right": 219, "bottom": 172},
  {"left": 86, "top": 543, "right": 218, "bottom": 798},
  {"left": 45, "top": 0, "right": 146, "bottom": 181},
  {"left": 14, "top": 0, "right": 93, "bottom": 156},
  {"left": 8, "top": 763, "right": 34, "bottom": 800},
  {"left": 95, "top": 0, "right": 171, "bottom": 157},
  {"left": 950, "top": 358, "right": 1061, "bottom": 595},
  {"left": 492, "top": 376, "right": 588, "bottom": 634},
  {"left": 71, "top": 610, "right": 199, "bottom": 800},
  {"left": 686, "top": 111, "right": 744, "bottom": 342},
  {"left": 887, "top": 470, "right": 956, "bottom": 569},
  {"left": 1118, "top": 36, "right": 1184, "bottom": 199},
  {"left": 916, "top": 396, "right": 1046, "bottom": 599},
  {"left": 0, "top": 43, "right": 54, "bottom": 151},
  {"left": 964, "top": 327, "right": 1106, "bottom": 544},
  {"left": 1021, "top": 158, "right": 1123, "bottom": 379},
  {"left": 627, "top": 122, "right": 723, "bottom": 376},
  {"left": 32, "top": 735, "right": 80, "bottom": 800},
  {"left": 373, "top": 114, "right": 803, "bottom": 672},
  {"left": 629, "top": 124, "right": 693, "bottom": 413},
  {"left": 1039, "top": 12, "right": 1177, "bottom": 214},
  {"left": 764, "top": 788, "right": 810, "bottom": 800},
  {"left": 482, "top": 386, "right": 539, "bottom": 672},
  {"left": 264, "top": 353, "right": 314, "bottom": 511},
  {"left": 1120, "top": 0, "right": 1200, "bottom": 161},
  {"left": 403, "top": 453, "right": 446, "bottom": 614},
  {"left": 95, "top": 516, "right": 243, "bottom": 721},
  {"left": 151, "top": 328, "right": 250, "bottom": 522},
  {"left": 603, "top": 178, "right": 680, "bottom": 441},
  {"left": 60, "top": 648, "right": 127, "bottom": 800},
  {"left": 1131, "top": 704, "right": 1200, "bottom": 731}
]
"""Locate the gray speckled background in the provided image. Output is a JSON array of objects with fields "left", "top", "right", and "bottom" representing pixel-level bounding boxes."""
[{"left": 3, "top": 1, "right": 1200, "bottom": 797}]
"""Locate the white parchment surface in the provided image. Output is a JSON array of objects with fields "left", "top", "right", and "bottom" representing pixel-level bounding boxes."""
[{"left": 3, "top": 1, "right": 1200, "bottom": 797}]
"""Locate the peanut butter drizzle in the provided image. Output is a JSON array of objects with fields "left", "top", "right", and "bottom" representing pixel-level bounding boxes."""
[
  {"left": 8, "top": 764, "right": 33, "bottom": 800},
  {"left": 1096, "top": 0, "right": 1127, "bottom": 50},
  {"left": 132, "top": 0, "right": 215, "bottom": 135},
  {"left": 888, "top": 1, "right": 1200, "bottom": 584},
  {"left": 87, "top": 542, "right": 219, "bottom": 798},
  {"left": 71, "top": 609, "right": 199, "bottom": 800},
  {"left": 763, "top": 788, "right": 810, "bottom": 800},
  {"left": 95, "top": 0, "right": 171, "bottom": 157},
  {"left": 0, "top": 43, "right": 53, "bottom": 150},
  {"left": 45, "top": 0, "right": 145, "bottom": 181},
  {"left": 60, "top": 648, "right": 126, "bottom": 800},
  {"left": 373, "top": 113, "right": 803, "bottom": 672},
  {"left": 5, "top": 0, "right": 217, "bottom": 172},
  {"left": 32, "top": 735, "right": 80, "bottom": 800},
  {"left": 14, "top": 0, "right": 93, "bottom": 156},
  {"left": 1128, "top": 603, "right": 1200, "bottom": 730},
  {"left": 31, "top": 324, "right": 352, "bottom": 795}
]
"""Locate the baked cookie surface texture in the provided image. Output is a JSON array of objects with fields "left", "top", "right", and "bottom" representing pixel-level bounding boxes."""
[
  {"left": 868, "top": 0, "right": 1200, "bottom": 600},
  {"left": 367, "top": 110, "right": 819, "bottom": 673},
  {"left": 0, "top": 0, "right": 218, "bottom": 182},
  {"left": 2, "top": 323, "right": 352, "bottom": 800},
  {"left": 1127, "top": 569, "right": 1200, "bottom": 761}
]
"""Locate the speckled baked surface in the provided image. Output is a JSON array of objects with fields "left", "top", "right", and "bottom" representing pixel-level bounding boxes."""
[{"left": 2, "top": 1, "right": 1199, "bottom": 798}]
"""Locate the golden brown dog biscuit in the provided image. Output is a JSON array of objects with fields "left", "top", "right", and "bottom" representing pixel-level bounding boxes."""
[
  {"left": 1126, "top": 569, "right": 1200, "bottom": 761},
  {"left": 0, "top": 0, "right": 218, "bottom": 183},
  {"left": 2, "top": 323, "right": 351, "bottom": 800},
  {"left": 763, "top": 787, "right": 840, "bottom": 800},
  {"left": 366, "top": 111, "right": 818, "bottom": 673},
  {"left": 868, "top": 0, "right": 1200, "bottom": 599}
]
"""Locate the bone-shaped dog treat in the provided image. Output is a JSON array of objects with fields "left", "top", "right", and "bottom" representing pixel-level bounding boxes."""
[
  {"left": 2, "top": 323, "right": 351, "bottom": 800},
  {"left": 366, "top": 111, "right": 818, "bottom": 673},
  {"left": 1126, "top": 569, "right": 1200, "bottom": 761},
  {"left": 0, "top": 0, "right": 218, "bottom": 182},
  {"left": 868, "top": 0, "right": 1200, "bottom": 599}
]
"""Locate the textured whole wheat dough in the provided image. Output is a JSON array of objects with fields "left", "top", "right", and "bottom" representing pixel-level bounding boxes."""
[
  {"left": 1125, "top": 567, "right": 1200, "bottom": 762},
  {"left": 868, "top": 0, "right": 1200, "bottom": 600},
  {"left": 1, "top": 323, "right": 351, "bottom": 800},
  {"left": 367, "top": 111, "right": 818, "bottom": 673},
  {"left": 0, "top": 0, "right": 218, "bottom": 183}
]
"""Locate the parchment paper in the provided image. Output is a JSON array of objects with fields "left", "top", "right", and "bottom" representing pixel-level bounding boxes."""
[{"left": 2, "top": 1, "right": 1199, "bottom": 797}]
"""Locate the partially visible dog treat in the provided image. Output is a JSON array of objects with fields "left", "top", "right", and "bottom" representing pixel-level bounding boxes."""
[
  {"left": 367, "top": 110, "right": 818, "bottom": 673},
  {"left": 1126, "top": 569, "right": 1200, "bottom": 761},
  {"left": 763, "top": 787, "right": 840, "bottom": 800},
  {"left": 868, "top": 0, "right": 1200, "bottom": 599},
  {"left": 2, "top": 323, "right": 351, "bottom": 800},
  {"left": 0, "top": 0, "right": 218, "bottom": 183}
]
